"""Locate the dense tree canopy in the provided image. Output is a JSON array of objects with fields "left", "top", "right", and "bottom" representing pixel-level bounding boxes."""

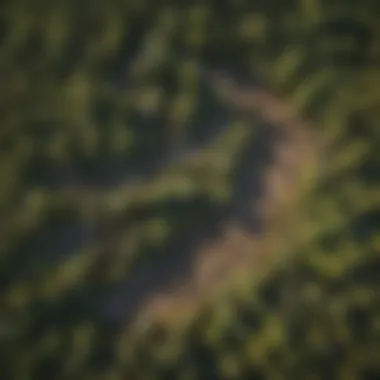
[{"left": 1, "top": 1, "right": 379, "bottom": 379}]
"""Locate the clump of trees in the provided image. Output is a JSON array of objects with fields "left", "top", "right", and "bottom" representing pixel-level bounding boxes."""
[{"left": 1, "top": 1, "right": 379, "bottom": 379}]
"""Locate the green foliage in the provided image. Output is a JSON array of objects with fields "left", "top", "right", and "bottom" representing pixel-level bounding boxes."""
[{"left": 1, "top": 0, "right": 379, "bottom": 379}]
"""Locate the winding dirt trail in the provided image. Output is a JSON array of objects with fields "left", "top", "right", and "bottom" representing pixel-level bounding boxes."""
[{"left": 122, "top": 74, "right": 322, "bottom": 335}]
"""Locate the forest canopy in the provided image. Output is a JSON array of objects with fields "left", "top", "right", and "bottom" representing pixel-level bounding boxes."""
[{"left": 1, "top": 1, "right": 379, "bottom": 379}]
